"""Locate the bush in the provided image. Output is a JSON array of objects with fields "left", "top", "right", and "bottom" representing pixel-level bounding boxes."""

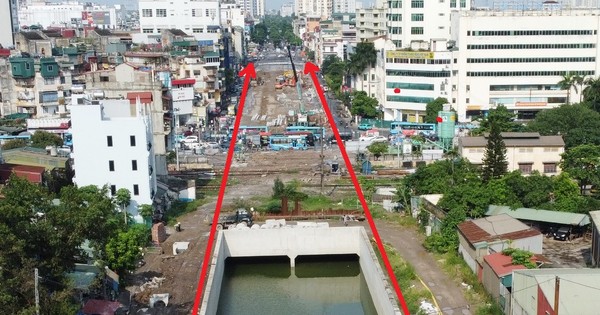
[{"left": 265, "top": 200, "right": 282, "bottom": 213}]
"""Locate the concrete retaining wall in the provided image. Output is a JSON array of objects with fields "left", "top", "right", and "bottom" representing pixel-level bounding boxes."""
[{"left": 199, "top": 226, "right": 402, "bottom": 315}]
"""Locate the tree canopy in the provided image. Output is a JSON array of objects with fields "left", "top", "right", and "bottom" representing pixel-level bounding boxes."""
[
  {"left": 250, "top": 15, "right": 301, "bottom": 47},
  {"left": 31, "top": 130, "right": 63, "bottom": 148},
  {"left": 527, "top": 103, "right": 600, "bottom": 148},
  {"left": 481, "top": 121, "right": 508, "bottom": 182},
  {"left": 471, "top": 104, "right": 523, "bottom": 135},
  {"left": 423, "top": 98, "right": 448, "bottom": 123},
  {"left": 350, "top": 91, "right": 379, "bottom": 118},
  {"left": 367, "top": 142, "right": 388, "bottom": 160}
]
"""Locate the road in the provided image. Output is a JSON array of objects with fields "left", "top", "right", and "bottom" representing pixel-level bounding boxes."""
[{"left": 370, "top": 219, "right": 473, "bottom": 315}]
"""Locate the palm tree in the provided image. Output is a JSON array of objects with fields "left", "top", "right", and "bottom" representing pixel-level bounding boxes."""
[
  {"left": 347, "top": 42, "right": 378, "bottom": 89},
  {"left": 574, "top": 74, "right": 585, "bottom": 103},
  {"left": 558, "top": 72, "right": 577, "bottom": 105},
  {"left": 583, "top": 77, "right": 600, "bottom": 111}
]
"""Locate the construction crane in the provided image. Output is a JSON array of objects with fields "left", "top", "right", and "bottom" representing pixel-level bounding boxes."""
[{"left": 287, "top": 45, "right": 304, "bottom": 113}]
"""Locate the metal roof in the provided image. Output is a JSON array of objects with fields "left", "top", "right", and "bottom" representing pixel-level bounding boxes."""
[
  {"left": 459, "top": 132, "right": 564, "bottom": 148},
  {"left": 458, "top": 214, "right": 541, "bottom": 245},
  {"left": 590, "top": 210, "right": 600, "bottom": 228},
  {"left": 486, "top": 205, "right": 591, "bottom": 226}
]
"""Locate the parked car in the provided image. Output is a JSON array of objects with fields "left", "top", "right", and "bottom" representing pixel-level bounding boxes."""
[
  {"left": 553, "top": 226, "right": 571, "bottom": 241},
  {"left": 371, "top": 136, "right": 388, "bottom": 143},
  {"left": 358, "top": 123, "right": 372, "bottom": 131},
  {"left": 181, "top": 136, "right": 199, "bottom": 144},
  {"left": 212, "top": 209, "right": 253, "bottom": 230}
]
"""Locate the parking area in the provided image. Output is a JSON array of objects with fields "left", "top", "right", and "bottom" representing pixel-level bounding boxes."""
[{"left": 542, "top": 235, "right": 592, "bottom": 268}]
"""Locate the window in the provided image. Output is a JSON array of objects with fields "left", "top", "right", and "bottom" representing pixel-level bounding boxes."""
[
  {"left": 156, "top": 9, "right": 167, "bottom": 17},
  {"left": 411, "top": 13, "right": 424, "bottom": 21},
  {"left": 411, "top": 0, "right": 424, "bottom": 8},
  {"left": 107, "top": 136, "right": 113, "bottom": 147},
  {"left": 411, "top": 27, "right": 424, "bottom": 35},
  {"left": 518, "top": 163, "right": 533, "bottom": 174},
  {"left": 142, "top": 9, "right": 152, "bottom": 17},
  {"left": 192, "top": 9, "right": 197, "bottom": 17},
  {"left": 363, "top": 74, "right": 368, "bottom": 80},
  {"left": 130, "top": 135, "right": 136, "bottom": 146},
  {"left": 44, "top": 78, "right": 55, "bottom": 85},
  {"left": 192, "top": 28, "right": 202, "bottom": 33},
  {"left": 388, "top": 0, "right": 402, "bottom": 8},
  {"left": 132, "top": 160, "right": 138, "bottom": 171},
  {"left": 110, "top": 185, "right": 116, "bottom": 196},
  {"left": 142, "top": 28, "right": 154, "bottom": 33},
  {"left": 544, "top": 163, "right": 557, "bottom": 173},
  {"left": 133, "top": 184, "right": 139, "bottom": 196},
  {"left": 109, "top": 160, "right": 115, "bottom": 172}
]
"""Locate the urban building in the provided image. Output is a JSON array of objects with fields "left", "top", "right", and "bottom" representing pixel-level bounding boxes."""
[
  {"left": 253, "top": 0, "right": 265, "bottom": 18},
  {"left": 237, "top": 0, "right": 255, "bottom": 16},
  {"left": 333, "top": 0, "right": 357, "bottom": 13},
  {"left": 0, "top": 0, "right": 19, "bottom": 48},
  {"left": 450, "top": 9, "right": 598, "bottom": 121},
  {"left": 70, "top": 98, "right": 157, "bottom": 221},
  {"left": 18, "top": 2, "right": 122, "bottom": 29},
  {"left": 295, "top": 0, "right": 333, "bottom": 19},
  {"left": 281, "top": 2, "right": 295, "bottom": 17},
  {"left": 135, "top": 0, "right": 221, "bottom": 44},
  {"left": 511, "top": 269, "right": 600, "bottom": 315},
  {"left": 592, "top": 210, "right": 600, "bottom": 267},
  {"left": 457, "top": 214, "right": 543, "bottom": 277},
  {"left": 355, "top": 6, "right": 387, "bottom": 42},
  {"left": 458, "top": 132, "right": 565, "bottom": 175}
]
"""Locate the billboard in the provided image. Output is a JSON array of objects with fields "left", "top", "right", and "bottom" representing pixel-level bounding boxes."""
[
  {"left": 82, "top": 11, "right": 111, "bottom": 26},
  {"left": 386, "top": 51, "right": 434, "bottom": 59}
]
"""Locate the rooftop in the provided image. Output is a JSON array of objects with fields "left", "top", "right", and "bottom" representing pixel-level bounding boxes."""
[
  {"left": 93, "top": 28, "right": 113, "bottom": 36},
  {"left": 484, "top": 252, "right": 528, "bottom": 277},
  {"left": 514, "top": 268, "right": 600, "bottom": 314},
  {"left": 591, "top": 210, "right": 600, "bottom": 229},
  {"left": 458, "top": 213, "right": 541, "bottom": 245},
  {"left": 21, "top": 31, "right": 46, "bottom": 40},
  {"left": 167, "top": 28, "right": 187, "bottom": 36},
  {"left": 486, "top": 205, "right": 591, "bottom": 226},
  {"left": 459, "top": 132, "right": 564, "bottom": 147}
]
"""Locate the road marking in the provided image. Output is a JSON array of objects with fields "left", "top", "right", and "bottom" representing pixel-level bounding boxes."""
[{"left": 416, "top": 275, "right": 443, "bottom": 315}]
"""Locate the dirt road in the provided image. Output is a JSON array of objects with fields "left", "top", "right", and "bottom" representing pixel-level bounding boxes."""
[{"left": 370, "top": 219, "right": 473, "bottom": 315}]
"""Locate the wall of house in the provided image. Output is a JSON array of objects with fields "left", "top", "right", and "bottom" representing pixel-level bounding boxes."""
[
  {"left": 482, "top": 259, "right": 502, "bottom": 306},
  {"left": 460, "top": 145, "right": 563, "bottom": 175},
  {"left": 536, "top": 285, "right": 554, "bottom": 315},
  {"left": 511, "top": 271, "right": 539, "bottom": 315},
  {"left": 591, "top": 216, "right": 600, "bottom": 267},
  {"left": 458, "top": 233, "right": 478, "bottom": 274}
]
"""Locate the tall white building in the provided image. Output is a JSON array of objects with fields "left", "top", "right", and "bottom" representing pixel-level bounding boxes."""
[
  {"left": 281, "top": 2, "right": 295, "bottom": 17},
  {"left": 253, "top": 0, "right": 265, "bottom": 18},
  {"left": 136, "top": 0, "right": 221, "bottom": 43},
  {"left": 450, "top": 9, "right": 598, "bottom": 121},
  {"left": 0, "top": 0, "right": 19, "bottom": 48},
  {"left": 380, "top": 7, "right": 600, "bottom": 122},
  {"left": 295, "top": 0, "right": 333, "bottom": 19},
  {"left": 333, "top": 0, "right": 356, "bottom": 13},
  {"left": 237, "top": 0, "right": 254, "bottom": 16},
  {"left": 70, "top": 98, "right": 157, "bottom": 221},
  {"left": 356, "top": 6, "right": 387, "bottom": 42}
]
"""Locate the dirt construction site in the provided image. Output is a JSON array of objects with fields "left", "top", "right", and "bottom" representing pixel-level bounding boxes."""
[
  {"left": 125, "top": 59, "right": 360, "bottom": 314},
  {"left": 125, "top": 57, "right": 476, "bottom": 315}
]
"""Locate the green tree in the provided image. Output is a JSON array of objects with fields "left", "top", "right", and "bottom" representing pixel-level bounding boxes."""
[
  {"left": 423, "top": 97, "right": 448, "bottom": 123},
  {"left": 583, "top": 77, "right": 600, "bottom": 111},
  {"left": 105, "top": 225, "right": 148, "bottom": 275},
  {"left": 558, "top": 72, "right": 578, "bottom": 105},
  {"left": 559, "top": 144, "right": 600, "bottom": 193},
  {"left": 347, "top": 42, "right": 378, "bottom": 84},
  {"left": 2, "top": 138, "right": 27, "bottom": 150},
  {"left": 481, "top": 121, "right": 508, "bottom": 182},
  {"left": 31, "top": 130, "right": 63, "bottom": 148},
  {"left": 115, "top": 188, "right": 131, "bottom": 225},
  {"left": 367, "top": 142, "right": 388, "bottom": 160},
  {"left": 472, "top": 104, "right": 521, "bottom": 135},
  {"left": 350, "top": 91, "right": 379, "bottom": 118},
  {"left": 250, "top": 23, "right": 268, "bottom": 45},
  {"left": 139, "top": 204, "right": 154, "bottom": 224},
  {"left": 404, "top": 158, "right": 479, "bottom": 195},
  {"left": 527, "top": 103, "right": 600, "bottom": 148}
]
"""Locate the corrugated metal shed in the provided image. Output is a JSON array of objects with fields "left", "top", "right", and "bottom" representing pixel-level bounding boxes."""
[
  {"left": 459, "top": 132, "right": 564, "bottom": 147},
  {"left": 458, "top": 214, "right": 541, "bottom": 245},
  {"left": 486, "top": 205, "right": 590, "bottom": 226}
]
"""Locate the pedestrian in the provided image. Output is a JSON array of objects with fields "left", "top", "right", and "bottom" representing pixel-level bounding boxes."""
[{"left": 343, "top": 215, "right": 349, "bottom": 226}]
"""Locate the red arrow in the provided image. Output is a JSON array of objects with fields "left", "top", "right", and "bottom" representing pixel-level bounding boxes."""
[
  {"left": 304, "top": 61, "right": 411, "bottom": 315},
  {"left": 191, "top": 63, "right": 256, "bottom": 315}
]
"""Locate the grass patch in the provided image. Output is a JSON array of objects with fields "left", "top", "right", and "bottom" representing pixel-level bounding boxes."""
[
  {"left": 435, "top": 251, "right": 503, "bottom": 315},
  {"left": 165, "top": 199, "right": 205, "bottom": 226},
  {"left": 374, "top": 241, "right": 435, "bottom": 315}
]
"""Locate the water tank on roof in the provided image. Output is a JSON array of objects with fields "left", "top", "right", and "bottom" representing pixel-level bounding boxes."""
[{"left": 437, "top": 104, "right": 456, "bottom": 140}]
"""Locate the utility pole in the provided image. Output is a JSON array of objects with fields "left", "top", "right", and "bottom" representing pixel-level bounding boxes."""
[
  {"left": 34, "top": 268, "right": 40, "bottom": 315},
  {"left": 320, "top": 126, "right": 325, "bottom": 195},
  {"left": 554, "top": 276, "right": 560, "bottom": 315}
]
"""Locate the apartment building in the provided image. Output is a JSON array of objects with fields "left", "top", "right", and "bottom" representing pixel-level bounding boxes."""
[
  {"left": 70, "top": 98, "right": 157, "bottom": 222},
  {"left": 281, "top": 2, "right": 295, "bottom": 17},
  {"left": 295, "top": 0, "right": 333, "bottom": 19},
  {"left": 0, "top": 0, "right": 19, "bottom": 48},
  {"left": 136, "top": 0, "right": 221, "bottom": 44},
  {"left": 355, "top": 6, "right": 387, "bottom": 42}
]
